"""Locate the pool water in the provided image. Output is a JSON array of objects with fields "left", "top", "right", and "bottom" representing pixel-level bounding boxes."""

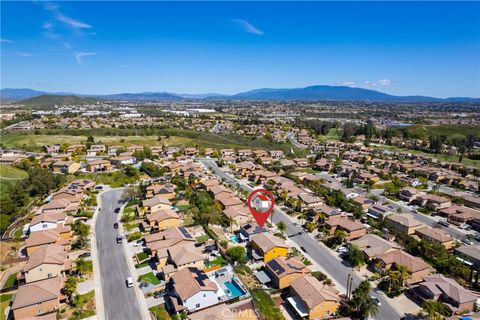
[
  {"left": 224, "top": 280, "right": 245, "bottom": 298},
  {"left": 230, "top": 235, "right": 239, "bottom": 243}
]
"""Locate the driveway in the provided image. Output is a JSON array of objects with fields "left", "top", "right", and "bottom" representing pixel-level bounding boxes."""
[{"left": 96, "top": 188, "right": 144, "bottom": 320}]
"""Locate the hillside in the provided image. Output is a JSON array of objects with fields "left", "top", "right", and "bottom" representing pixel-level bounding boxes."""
[{"left": 19, "top": 95, "right": 100, "bottom": 108}]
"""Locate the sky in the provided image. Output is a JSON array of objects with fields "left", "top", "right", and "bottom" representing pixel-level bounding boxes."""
[{"left": 1, "top": 1, "right": 479, "bottom": 98}]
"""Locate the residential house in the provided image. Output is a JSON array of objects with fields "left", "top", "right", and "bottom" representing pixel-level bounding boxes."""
[
  {"left": 385, "top": 213, "right": 425, "bottom": 235},
  {"left": 110, "top": 155, "right": 136, "bottom": 166},
  {"left": 438, "top": 205, "right": 480, "bottom": 225},
  {"left": 146, "top": 184, "right": 176, "bottom": 199},
  {"left": 324, "top": 216, "right": 366, "bottom": 240},
  {"left": 349, "top": 234, "right": 400, "bottom": 261},
  {"left": 288, "top": 274, "right": 341, "bottom": 320},
  {"left": 373, "top": 250, "right": 433, "bottom": 285},
  {"left": 25, "top": 229, "right": 70, "bottom": 256},
  {"left": 142, "top": 196, "right": 171, "bottom": 215},
  {"left": 86, "top": 159, "right": 113, "bottom": 173},
  {"left": 252, "top": 149, "right": 268, "bottom": 158},
  {"left": 11, "top": 276, "right": 65, "bottom": 319},
  {"left": 298, "top": 193, "right": 323, "bottom": 210},
  {"left": 222, "top": 205, "right": 252, "bottom": 230},
  {"left": 265, "top": 256, "right": 309, "bottom": 289},
  {"left": 269, "top": 150, "right": 284, "bottom": 160},
  {"left": 20, "top": 244, "right": 70, "bottom": 283},
  {"left": 412, "top": 274, "right": 478, "bottom": 315},
  {"left": 415, "top": 227, "right": 455, "bottom": 249},
  {"left": 168, "top": 267, "right": 219, "bottom": 313},
  {"left": 145, "top": 209, "right": 180, "bottom": 231},
  {"left": 64, "top": 144, "right": 85, "bottom": 154},
  {"left": 455, "top": 245, "right": 480, "bottom": 266},
  {"left": 87, "top": 144, "right": 106, "bottom": 156},
  {"left": 399, "top": 187, "right": 426, "bottom": 203},
  {"left": 52, "top": 161, "right": 81, "bottom": 174},
  {"left": 293, "top": 158, "right": 309, "bottom": 167},
  {"left": 239, "top": 222, "right": 268, "bottom": 242},
  {"left": 237, "top": 149, "right": 253, "bottom": 159},
  {"left": 415, "top": 194, "right": 452, "bottom": 211},
  {"left": 368, "top": 204, "right": 394, "bottom": 220},
  {"left": 250, "top": 232, "right": 288, "bottom": 262}
]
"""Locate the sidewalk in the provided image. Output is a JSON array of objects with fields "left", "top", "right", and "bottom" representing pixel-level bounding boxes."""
[{"left": 90, "top": 190, "right": 105, "bottom": 320}]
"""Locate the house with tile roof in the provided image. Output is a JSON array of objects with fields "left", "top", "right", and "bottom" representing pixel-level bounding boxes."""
[
  {"left": 288, "top": 274, "right": 341, "bottom": 320},
  {"left": 265, "top": 256, "right": 309, "bottom": 289},
  {"left": 385, "top": 213, "right": 425, "bottom": 235},
  {"left": 324, "top": 216, "right": 366, "bottom": 240},
  {"left": 20, "top": 244, "right": 70, "bottom": 283},
  {"left": 249, "top": 233, "right": 288, "bottom": 262}
]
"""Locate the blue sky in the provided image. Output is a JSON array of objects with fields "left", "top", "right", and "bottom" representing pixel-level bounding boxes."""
[{"left": 1, "top": 1, "right": 479, "bottom": 97}]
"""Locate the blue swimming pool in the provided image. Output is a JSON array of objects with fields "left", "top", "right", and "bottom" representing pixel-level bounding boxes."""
[
  {"left": 230, "top": 235, "right": 239, "bottom": 243},
  {"left": 224, "top": 280, "right": 245, "bottom": 298}
]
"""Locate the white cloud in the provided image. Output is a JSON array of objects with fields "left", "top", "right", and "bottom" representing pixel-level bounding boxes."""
[
  {"left": 230, "top": 19, "right": 264, "bottom": 35},
  {"left": 43, "top": 22, "right": 54, "bottom": 30},
  {"left": 56, "top": 13, "right": 92, "bottom": 29},
  {"left": 379, "top": 79, "right": 391, "bottom": 86},
  {"left": 75, "top": 52, "right": 97, "bottom": 63},
  {"left": 0, "top": 38, "right": 15, "bottom": 44},
  {"left": 341, "top": 81, "right": 356, "bottom": 87}
]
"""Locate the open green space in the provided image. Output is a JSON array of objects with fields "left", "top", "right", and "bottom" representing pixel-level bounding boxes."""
[
  {"left": 136, "top": 252, "right": 149, "bottom": 262},
  {"left": 195, "top": 235, "right": 209, "bottom": 244},
  {"left": 375, "top": 144, "right": 480, "bottom": 167},
  {"left": 406, "top": 124, "right": 480, "bottom": 139},
  {"left": 1, "top": 128, "right": 304, "bottom": 156},
  {"left": 0, "top": 294, "right": 13, "bottom": 320},
  {"left": 138, "top": 272, "right": 161, "bottom": 285},
  {"left": 0, "top": 165, "right": 28, "bottom": 192},
  {"left": 207, "top": 255, "right": 226, "bottom": 267},
  {"left": 2, "top": 273, "right": 16, "bottom": 289}
]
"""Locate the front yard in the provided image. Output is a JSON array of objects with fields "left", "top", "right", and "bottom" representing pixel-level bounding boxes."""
[
  {"left": 251, "top": 290, "right": 285, "bottom": 320},
  {"left": 0, "top": 294, "right": 12, "bottom": 320},
  {"left": 138, "top": 272, "right": 161, "bottom": 285},
  {"left": 149, "top": 304, "right": 171, "bottom": 320}
]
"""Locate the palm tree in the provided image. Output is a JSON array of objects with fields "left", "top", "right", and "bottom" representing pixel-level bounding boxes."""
[
  {"left": 422, "top": 300, "right": 449, "bottom": 320},
  {"left": 386, "top": 269, "right": 401, "bottom": 293},
  {"left": 75, "top": 258, "right": 91, "bottom": 278},
  {"left": 394, "top": 264, "right": 411, "bottom": 286}
]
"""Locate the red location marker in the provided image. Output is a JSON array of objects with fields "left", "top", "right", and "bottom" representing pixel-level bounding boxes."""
[{"left": 247, "top": 189, "right": 275, "bottom": 227}]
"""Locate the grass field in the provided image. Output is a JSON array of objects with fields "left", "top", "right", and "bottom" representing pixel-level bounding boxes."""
[
  {"left": 138, "top": 272, "right": 160, "bottom": 285},
  {"left": 406, "top": 124, "right": 480, "bottom": 139},
  {"left": 376, "top": 144, "right": 480, "bottom": 167},
  {"left": 0, "top": 294, "right": 12, "bottom": 320},
  {"left": 0, "top": 165, "right": 28, "bottom": 192},
  {"left": 1, "top": 129, "right": 304, "bottom": 156},
  {"left": 2, "top": 273, "right": 16, "bottom": 289}
]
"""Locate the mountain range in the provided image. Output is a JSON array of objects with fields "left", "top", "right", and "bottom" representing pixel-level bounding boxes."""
[{"left": 1, "top": 86, "right": 479, "bottom": 103}]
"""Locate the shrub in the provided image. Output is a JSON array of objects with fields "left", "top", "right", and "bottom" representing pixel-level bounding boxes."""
[{"left": 127, "top": 232, "right": 142, "bottom": 242}]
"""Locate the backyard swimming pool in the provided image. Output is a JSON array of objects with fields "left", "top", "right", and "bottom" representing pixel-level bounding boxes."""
[
  {"left": 230, "top": 235, "right": 239, "bottom": 243},
  {"left": 224, "top": 280, "right": 245, "bottom": 298}
]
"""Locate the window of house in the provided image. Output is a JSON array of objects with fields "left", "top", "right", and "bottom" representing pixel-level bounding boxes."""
[
  {"left": 48, "top": 273, "right": 52, "bottom": 278},
  {"left": 196, "top": 303, "right": 200, "bottom": 308},
  {"left": 42, "top": 224, "right": 48, "bottom": 228}
]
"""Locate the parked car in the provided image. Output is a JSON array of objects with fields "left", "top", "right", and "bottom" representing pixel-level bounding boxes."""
[
  {"left": 78, "top": 252, "right": 91, "bottom": 259},
  {"left": 114, "top": 208, "right": 120, "bottom": 213},
  {"left": 462, "top": 238, "right": 474, "bottom": 245},
  {"left": 116, "top": 236, "right": 123, "bottom": 244},
  {"left": 154, "top": 291, "right": 166, "bottom": 299},
  {"left": 133, "top": 240, "right": 144, "bottom": 247},
  {"left": 114, "top": 222, "right": 119, "bottom": 229},
  {"left": 336, "top": 246, "right": 348, "bottom": 254},
  {"left": 126, "top": 277, "right": 134, "bottom": 288},
  {"left": 300, "top": 246, "right": 307, "bottom": 253},
  {"left": 370, "top": 296, "right": 381, "bottom": 306},
  {"left": 438, "top": 219, "right": 450, "bottom": 227}
]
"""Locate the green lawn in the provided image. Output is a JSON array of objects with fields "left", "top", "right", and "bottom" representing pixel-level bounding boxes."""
[
  {"left": 0, "top": 294, "right": 13, "bottom": 320},
  {"left": 207, "top": 256, "right": 226, "bottom": 267},
  {"left": 135, "top": 262, "right": 150, "bottom": 269},
  {"left": 13, "top": 228, "right": 23, "bottom": 239},
  {"left": 69, "top": 290, "right": 96, "bottom": 320},
  {"left": 149, "top": 304, "right": 171, "bottom": 320},
  {"left": 138, "top": 272, "right": 160, "bottom": 285},
  {"left": 195, "top": 235, "right": 209, "bottom": 244},
  {"left": 0, "top": 165, "right": 28, "bottom": 192},
  {"left": 136, "top": 252, "right": 149, "bottom": 262},
  {"left": 251, "top": 290, "right": 285, "bottom": 320},
  {"left": 2, "top": 273, "right": 16, "bottom": 289}
]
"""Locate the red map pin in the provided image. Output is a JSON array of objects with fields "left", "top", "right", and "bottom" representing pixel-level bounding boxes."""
[{"left": 247, "top": 189, "right": 275, "bottom": 227}]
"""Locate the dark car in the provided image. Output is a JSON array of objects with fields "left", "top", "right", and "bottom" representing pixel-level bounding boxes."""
[
  {"left": 154, "top": 291, "right": 166, "bottom": 299},
  {"left": 116, "top": 236, "right": 123, "bottom": 244},
  {"left": 78, "top": 252, "right": 91, "bottom": 259},
  {"left": 114, "top": 208, "right": 120, "bottom": 213},
  {"left": 114, "top": 222, "right": 119, "bottom": 229}
]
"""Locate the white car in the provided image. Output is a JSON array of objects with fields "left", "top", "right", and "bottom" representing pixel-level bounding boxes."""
[
  {"left": 126, "top": 277, "right": 134, "bottom": 288},
  {"left": 370, "top": 296, "right": 381, "bottom": 306}
]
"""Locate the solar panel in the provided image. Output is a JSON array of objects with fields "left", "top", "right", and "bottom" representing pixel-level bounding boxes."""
[
  {"left": 267, "top": 259, "right": 285, "bottom": 275},
  {"left": 179, "top": 227, "right": 192, "bottom": 238}
]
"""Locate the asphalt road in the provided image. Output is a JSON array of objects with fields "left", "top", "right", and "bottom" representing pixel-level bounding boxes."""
[
  {"left": 96, "top": 189, "right": 143, "bottom": 320},
  {"left": 200, "top": 159, "right": 403, "bottom": 320},
  {"left": 286, "top": 132, "right": 308, "bottom": 150}
]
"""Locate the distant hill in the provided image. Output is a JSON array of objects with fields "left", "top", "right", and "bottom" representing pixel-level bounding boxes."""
[
  {"left": 1, "top": 88, "right": 49, "bottom": 101},
  {"left": 2, "top": 86, "right": 479, "bottom": 103},
  {"left": 98, "top": 92, "right": 182, "bottom": 101},
  {"left": 19, "top": 95, "right": 100, "bottom": 107}
]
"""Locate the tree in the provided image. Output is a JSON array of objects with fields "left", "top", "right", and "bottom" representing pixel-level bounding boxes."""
[
  {"left": 75, "top": 258, "right": 92, "bottom": 278},
  {"left": 422, "top": 300, "right": 450, "bottom": 320},
  {"left": 73, "top": 221, "right": 90, "bottom": 249},
  {"left": 226, "top": 246, "right": 246, "bottom": 264},
  {"left": 122, "top": 187, "right": 139, "bottom": 203},
  {"left": 350, "top": 280, "right": 378, "bottom": 319},
  {"left": 62, "top": 276, "right": 78, "bottom": 301},
  {"left": 277, "top": 221, "right": 286, "bottom": 235},
  {"left": 346, "top": 245, "right": 365, "bottom": 267}
]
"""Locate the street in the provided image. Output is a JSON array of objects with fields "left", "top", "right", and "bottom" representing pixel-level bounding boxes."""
[
  {"left": 96, "top": 189, "right": 143, "bottom": 320},
  {"left": 200, "top": 159, "right": 403, "bottom": 320}
]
